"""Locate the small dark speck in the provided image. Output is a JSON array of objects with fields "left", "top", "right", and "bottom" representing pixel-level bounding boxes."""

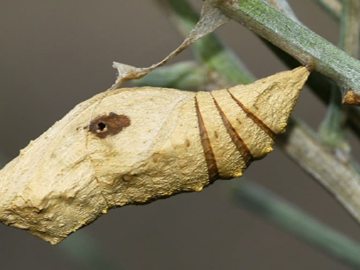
[{"left": 89, "top": 112, "right": 130, "bottom": 138}]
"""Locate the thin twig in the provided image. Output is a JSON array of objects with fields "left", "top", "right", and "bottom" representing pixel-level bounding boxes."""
[
  {"left": 233, "top": 181, "right": 360, "bottom": 269},
  {"left": 160, "top": 0, "right": 360, "bottom": 225},
  {"left": 212, "top": 0, "right": 360, "bottom": 104},
  {"left": 314, "top": 0, "right": 342, "bottom": 20}
]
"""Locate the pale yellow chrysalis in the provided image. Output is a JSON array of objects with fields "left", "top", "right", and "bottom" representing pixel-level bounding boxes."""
[{"left": 0, "top": 66, "right": 309, "bottom": 244}]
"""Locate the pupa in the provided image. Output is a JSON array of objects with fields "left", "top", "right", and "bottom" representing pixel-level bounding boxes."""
[{"left": 0, "top": 66, "right": 309, "bottom": 244}]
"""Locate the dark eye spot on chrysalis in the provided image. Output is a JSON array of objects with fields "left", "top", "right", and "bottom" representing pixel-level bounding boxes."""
[{"left": 89, "top": 112, "right": 130, "bottom": 138}]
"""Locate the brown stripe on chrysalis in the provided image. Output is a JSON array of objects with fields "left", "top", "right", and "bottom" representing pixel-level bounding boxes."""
[
  {"left": 194, "top": 96, "right": 219, "bottom": 181},
  {"left": 210, "top": 94, "right": 253, "bottom": 164},
  {"left": 227, "top": 89, "right": 276, "bottom": 139}
]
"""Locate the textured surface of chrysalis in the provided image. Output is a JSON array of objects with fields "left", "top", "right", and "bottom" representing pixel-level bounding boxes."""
[{"left": 0, "top": 67, "right": 309, "bottom": 244}]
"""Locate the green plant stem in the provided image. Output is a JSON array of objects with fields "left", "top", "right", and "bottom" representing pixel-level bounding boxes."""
[
  {"left": 233, "top": 181, "right": 360, "bottom": 269},
  {"left": 212, "top": 0, "right": 360, "bottom": 103},
  {"left": 314, "top": 0, "right": 342, "bottom": 20}
]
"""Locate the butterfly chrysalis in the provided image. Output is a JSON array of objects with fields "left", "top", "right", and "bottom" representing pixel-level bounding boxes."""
[{"left": 0, "top": 66, "right": 309, "bottom": 244}]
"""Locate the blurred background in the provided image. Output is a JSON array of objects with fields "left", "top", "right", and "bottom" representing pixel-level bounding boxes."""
[{"left": 1, "top": 0, "right": 359, "bottom": 269}]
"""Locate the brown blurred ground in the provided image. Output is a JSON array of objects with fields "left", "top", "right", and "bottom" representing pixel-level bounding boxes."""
[{"left": 0, "top": 1, "right": 359, "bottom": 269}]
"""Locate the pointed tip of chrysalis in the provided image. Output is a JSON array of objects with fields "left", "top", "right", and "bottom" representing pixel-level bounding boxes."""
[
  {"left": 229, "top": 66, "right": 310, "bottom": 134},
  {"left": 291, "top": 66, "right": 310, "bottom": 84},
  {"left": 272, "top": 66, "right": 310, "bottom": 133}
]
